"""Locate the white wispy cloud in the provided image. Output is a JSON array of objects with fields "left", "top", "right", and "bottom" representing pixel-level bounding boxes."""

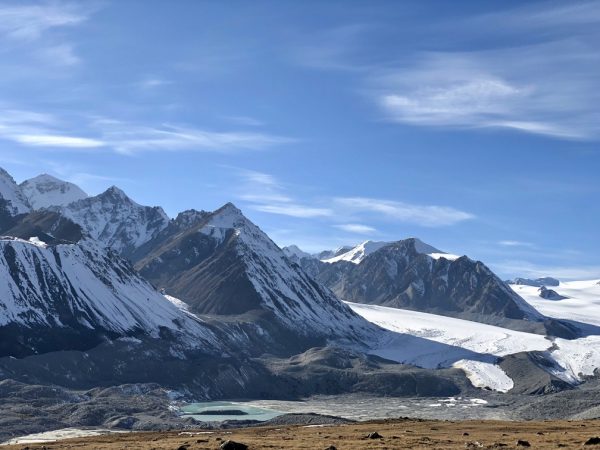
[
  {"left": 335, "top": 196, "right": 474, "bottom": 227},
  {"left": 137, "top": 77, "right": 172, "bottom": 90},
  {"left": 379, "top": 74, "right": 526, "bottom": 127},
  {"left": 334, "top": 223, "right": 376, "bottom": 234},
  {"left": 239, "top": 170, "right": 280, "bottom": 188},
  {"left": 96, "top": 121, "right": 292, "bottom": 155},
  {"left": 234, "top": 169, "right": 330, "bottom": 218},
  {"left": 291, "top": 24, "right": 375, "bottom": 72},
  {"left": 0, "top": 109, "right": 103, "bottom": 149},
  {"left": 233, "top": 169, "right": 473, "bottom": 227},
  {"left": 498, "top": 240, "right": 534, "bottom": 248},
  {"left": 294, "top": 2, "right": 600, "bottom": 140},
  {"left": 13, "top": 134, "right": 104, "bottom": 148},
  {"left": 0, "top": 2, "right": 91, "bottom": 41},
  {"left": 375, "top": 44, "right": 599, "bottom": 139},
  {"left": 0, "top": 2, "right": 96, "bottom": 73},
  {"left": 253, "top": 203, "right": 333, "bottom": 218},
  {"left": 0, "top": 110, "right": 292, "bottom": 153},
  {"left": 471, "top": 1, "right": 600, "bottom": 31},
  {"left": 36, "top": 43, "right": 80, "bottom": 66},
  {"left": 237, "top": 169, "right": 293, "bottom": 203}
]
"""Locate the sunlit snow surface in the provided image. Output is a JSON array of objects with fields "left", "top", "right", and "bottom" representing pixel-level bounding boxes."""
[
  {"left": 20, "top": 174, "right": 88, "bottom": 209},
  {"left": 428, "top": 252, "right": 461, "bottom": 261},
  {"left": 511, "top": 279, "right": 600, "bottom": 382},
  {"left": 347, "top": 298, "right": 600, "bottom": 392},
  {"left": 2, "top": 428, "right": 126, "bottom": 445},
  {"left": 322, "top": 241, "right": 390, "bottom": 264},
  {"left": 321, "top": 239, "right": 460, "bottom": 265},
  {"left": 511, "top": 280, "right": 600, "bottom": 327},
  {"left": 0, "top": 237, "right": 219, "bottom": 351}
]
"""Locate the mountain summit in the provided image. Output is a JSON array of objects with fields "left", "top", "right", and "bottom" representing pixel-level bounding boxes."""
[
  {"left": 299, "top": 237, "right": 578, "bottom": 337},
  {"left": 55, "top": 186, "right": 170, "bottom": 257},
  {"left": 20, "top": 174, "right": 88, "bottom": 209},
  {"left": 134, "top": 202, "right": 375, "bottom": 352}
]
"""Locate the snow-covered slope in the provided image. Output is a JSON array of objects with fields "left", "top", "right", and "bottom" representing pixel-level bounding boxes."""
[
  {"left": 282, "top": 244, "right": 313, "bottom": 262},
  {"left": 0, "top": 168, "right": 30, "bottom": 216},
  {"left": 194, "top": 204, "right": 376, "bottom": 337},
  {"left": 322, "top": 240, "right": 390, "bottom": 264},
  {"left": 307, "top": 238, "right": 555, "bottom": 335},
  {"left": 20, "top": 174, "right": 87, "bottom": 209},
  {"left": 348, "top": 301, "right": 600, "bottom": 392},
  {"left": 0, "top": 236, "right": 217, "bottom": 356},
  {"left": 320, "top": 238, "right": 449, "bottom": 264},
  {"left": 511, "top": 279, "right": 600, "bottom": 328},
  {"left": 316, "top": 246, "right": 352, "bottom": 261},
  {"left": 56, "top": 186, "right": 170, "bottom": 256}
]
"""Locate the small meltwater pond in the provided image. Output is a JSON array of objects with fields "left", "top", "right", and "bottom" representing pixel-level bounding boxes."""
[{"left": 180, "top": 401, "right": 284, "bottom": 422}]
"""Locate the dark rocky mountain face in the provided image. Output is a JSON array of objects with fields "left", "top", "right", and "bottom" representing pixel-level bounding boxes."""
[
  {"left": 128, "top": 209, "right": 210, "bottom": 263},
  {"left": 134, "top": 203, "right": 376, "bottom": 354},
  {"left": 0, "top": 168, "right": 30, "bottom": 218},
  {"left": 538, "top": 286, "right": 568, "bottom": 300},
  {"left": 1, "top": 210, "right": 83, "bottom": 244},
  {"left": 300, "top": 239, "right": 578, "bottom": 337}
]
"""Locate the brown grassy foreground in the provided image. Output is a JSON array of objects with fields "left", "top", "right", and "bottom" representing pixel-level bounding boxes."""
[{"left": 6, "top": 419, "right": 600, "bottom": 449}]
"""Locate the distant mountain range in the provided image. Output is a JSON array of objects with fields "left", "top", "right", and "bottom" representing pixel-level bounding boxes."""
[
  {"left": 287, "top": 240, "right": 580, "bottom": 337},
  {"left": 1, "top": 166, "right": 600, "bottom": 415}
]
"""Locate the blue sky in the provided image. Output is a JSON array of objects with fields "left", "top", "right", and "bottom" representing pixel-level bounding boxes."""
[{"left": 0, "top": 0, "right": 599, "bottom": 279}]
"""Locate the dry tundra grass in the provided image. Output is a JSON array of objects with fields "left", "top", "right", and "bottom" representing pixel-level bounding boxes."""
[{"left": 6, "top": 419, "right": 600, "bottom": 449}]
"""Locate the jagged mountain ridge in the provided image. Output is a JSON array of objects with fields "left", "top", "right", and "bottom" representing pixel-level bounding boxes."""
[
  {"left": 0, "top": 210, "right": 220, "bottom": 358},
  {"left": 54, "top": 186, "right": 170, "bottom": 258},
  {"left": 281, "top": 244, "right": 313, "bottom": 263},
  {"left": 0, "top": 167, "right": 569, "bottom": 342},
  {"left": 321, "top": 240, "right": 392, "bottom": 264},
  {"left": 0, "top": 169, "right": 376, "bottom": 353},
  {"left": 297, "top": 238, "right": 579, "bottom": 337},
  {"left": 133, "top": 203, "right": 376, "bottom": 350},
  {"left": 0, "top": 166, "right": 594, "bottom": 399}
]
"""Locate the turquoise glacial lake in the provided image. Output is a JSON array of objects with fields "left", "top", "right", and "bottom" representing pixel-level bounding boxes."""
[{"left": 180, "top": 401, "right": 284, "bottom": 422}]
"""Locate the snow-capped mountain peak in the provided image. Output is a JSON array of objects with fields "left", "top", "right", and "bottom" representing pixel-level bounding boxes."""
[
  {"left": 20, "top": 174, "right": 88, "bottom": 209},
  {"left": 136, "top": 203, "right": 374, "bottom": 342},
  {"left": 174, "top": 209, "right": 209, "bottom": 228},
  {"left": 102, "top": 185, "right": 132, "bottom": 202},
  {"left": 0, "top": 168, "right": 30, "bottom": 216},
  {"left": 282, "top": 244, "right": 313, "bottom": 261},
  {"left": 0, "top": 233, "right": 219, "bottom": 357},
  {"left": 322, "top": 240, "right": 390, "bottom": 264},
  {"left": 56, "top": 185, "right": 170, "bottom": 257},
  {"left": 319, "top": 237, "right": 458, "bottom": 264},
  {"left": 206, "top": 202, "right": 246, "bottom": 228},
  {"left": 410, "top": 237, "right": 441, "bottom": 255}
]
